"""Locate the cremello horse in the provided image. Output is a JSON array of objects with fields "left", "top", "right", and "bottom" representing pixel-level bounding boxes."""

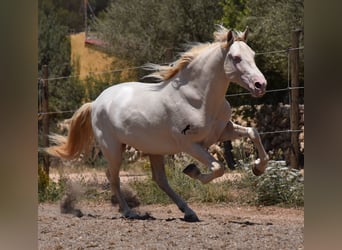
[{"left": 46, "top": 26, "right": 269, "bottom": 222}]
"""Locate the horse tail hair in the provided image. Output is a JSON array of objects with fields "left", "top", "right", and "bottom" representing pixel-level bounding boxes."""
[{"left": 45, "top": 102, "right": 94, "bottom": 160}]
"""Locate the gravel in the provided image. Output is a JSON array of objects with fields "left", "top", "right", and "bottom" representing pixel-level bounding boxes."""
[{"left": 38, "top": 201, "right": 303, "bottom": 249}]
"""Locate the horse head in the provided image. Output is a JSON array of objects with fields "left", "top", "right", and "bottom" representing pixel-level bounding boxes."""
[{"left": 223, "top": 27, "right": 267, "bottom": 97}]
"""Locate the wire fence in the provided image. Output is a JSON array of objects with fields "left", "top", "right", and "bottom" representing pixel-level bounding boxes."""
[
  {"left": 37, "top": 47, "right": 304, "bottom": 82},
  {"left": 38, "top": 46, "right": 304, "bottom": 138},
  {"left": 38, "top": 41, "right": 305, "bottom": 173}
]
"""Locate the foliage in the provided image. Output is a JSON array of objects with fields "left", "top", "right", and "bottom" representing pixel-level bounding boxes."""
[
  {"left": 38, "top": 1, "right": 72, "bottom": 77},
  {"left": 131, "top": 155, "right": 239, "bottom": 205},
  {"left": 48, "top": 78, "right": 85, "bottom": 117},
  {"left": 129, "top": 155, "right": 303, "bottom": 207},
  {"left": 37, "top": 159, "right": 303, "bottom": 208},
  {"left": 38, "top": 0, "right": 86, "bottom": 165},
  {"left": 38, "top": 166, "right": 67, "bottom": 202},
  {"left": 251, "top": 162, "right": 304, "bottom": 206},
  {"left": 94, "top": 0, "right": 223, "bottom": 77},
  {"left": 93, "top": 0, "right": 304, "bottom": 104},
  {"left": 219, "top": 0, "right": 250, "bottom": 30},
  {"left": 247, "top": 0, "right": 304, "bottom": 77},
  {"left": 38, "top": 0, "right": 86, "bottom": 119},
  {"left": 38, "top": 166, "right": 49, "bottom": 198},
  {"left": 38, "top": 0, "right": 111, "bottom": 33},
  {"left": 39, "top": 2, "right": 85, "bottom": 87},
  {"left": 131, "top": 166, "right": 232, "bottom": 205},
  {"left": 249, "top": 0, "right": 304, "bottom": 103}
]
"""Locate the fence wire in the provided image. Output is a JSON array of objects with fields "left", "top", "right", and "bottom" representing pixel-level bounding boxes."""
[
  {"left": 38, "top": 46, "right": 304, "bottom": 138},
  {"left": 38, "top": 47, "right": 304, "bottom": 82}
]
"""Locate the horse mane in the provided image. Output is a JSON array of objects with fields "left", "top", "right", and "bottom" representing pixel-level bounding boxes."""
[{"left": 144, "top": 25, "right": 246, "bottom": 81}]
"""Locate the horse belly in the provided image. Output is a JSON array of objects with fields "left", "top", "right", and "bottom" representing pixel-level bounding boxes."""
[
  {"left": 121, "top": 131, "right": 180, "bottom": 155},
  {"left": 103, "top": 91, "right": 180, "bottom": 154},
  {"left": 111, "top": 112, "right": 180, "bottom": 154}
]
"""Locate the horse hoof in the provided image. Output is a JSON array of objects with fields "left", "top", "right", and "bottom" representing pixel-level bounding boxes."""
[
  {"left": 124, "top": 212, "right": 155, "bottom": 220},
  {"left": 183, "top": 164, "right": 201, "bottom": 178},
  {"left": 72, "top": 209, "right": 84, "bottom": 218},
  {"left": 183, "top": 213, "right": 200, "bottom": 222},
  {"left": 252, "top": 166, "right": 264, "bottom": 176}
]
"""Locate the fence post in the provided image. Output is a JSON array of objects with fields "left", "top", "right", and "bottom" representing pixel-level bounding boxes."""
[
  {"left": 290, "top": 30, "right": 301, "bottom": 169},
  {"left": 42, "top": 65, "right": 50, "bottom": 176}
]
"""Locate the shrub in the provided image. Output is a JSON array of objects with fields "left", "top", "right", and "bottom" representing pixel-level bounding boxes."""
[
  {"left": 252, "top": 162, "right": 304, "bottom": 207},
  {"left": 38, "top": 166, "right": 67, "bottom": 202}
]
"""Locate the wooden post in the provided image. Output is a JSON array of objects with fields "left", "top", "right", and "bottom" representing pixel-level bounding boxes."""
[
  {"left": 290, "top": 30, "right": 301, "bottom": 169},
  {"left": 42, "top": 65, "right": 50, "bottom": 176}
]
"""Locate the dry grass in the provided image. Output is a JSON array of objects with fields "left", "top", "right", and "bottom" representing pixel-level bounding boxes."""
[{"left": 43, "top": 157, "right": 303, "bottom": 211}]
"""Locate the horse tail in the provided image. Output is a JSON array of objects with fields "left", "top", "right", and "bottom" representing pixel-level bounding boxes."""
[{"left": 45, "top": 102, "right": 94, "bottom": 160}]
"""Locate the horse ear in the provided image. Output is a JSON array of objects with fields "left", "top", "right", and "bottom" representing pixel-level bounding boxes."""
[
  {"left": 243, "top": 26, "right": 249, "bottom": 41},
  {"left": 227, "top": 30, "right": 234, "bottom": 46}
]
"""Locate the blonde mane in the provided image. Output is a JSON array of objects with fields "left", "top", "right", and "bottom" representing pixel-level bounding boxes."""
[{"left": 145, "top": 25, "right": 246, "bottom": 81}]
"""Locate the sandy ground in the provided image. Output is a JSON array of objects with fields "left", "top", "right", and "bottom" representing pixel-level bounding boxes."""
[
  {"left": 41, "top": 169, "right": 304, "bottom": 249},
  {"left": 38, "top": 200, "right": 303, "bottom": 250}
]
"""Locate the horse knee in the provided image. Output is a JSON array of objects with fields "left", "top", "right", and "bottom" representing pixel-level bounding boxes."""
[
  {"left": 211, "top": 162, "right": 225, "bottom": 178},
  {"left": 247, "top": 127, "right": 259, "bottom": 141},
  {"left": 215, "top": 167, "right": 225, "bottom": 178}
]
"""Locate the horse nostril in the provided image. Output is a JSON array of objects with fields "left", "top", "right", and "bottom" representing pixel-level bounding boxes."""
[{"left": 255, "top": 82, "right": 262, "bottom": 89}]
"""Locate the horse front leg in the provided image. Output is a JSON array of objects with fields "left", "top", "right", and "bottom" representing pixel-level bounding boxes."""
[
  {"left": 218, "top": 121, "right": 269, "bottom": 176},
  {"left": 182, "top": 143, "right": 225, "bottom": 184},
  {"left": 149, "top": 155, "right": 199, "bottom": 222}
]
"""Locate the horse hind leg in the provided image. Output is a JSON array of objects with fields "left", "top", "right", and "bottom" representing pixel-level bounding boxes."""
[
  {"left": 149, "top": 155, "right": 199, "bottom": 222},
  {"left": 99, "top": 141, "right": 140, "bottom": 219},
  {"left": 219, "top": 121, "right": 269, "bottom": 176}
]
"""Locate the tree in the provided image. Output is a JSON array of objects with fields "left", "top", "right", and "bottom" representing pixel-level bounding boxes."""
[
  {"left": 38, "top": 0, "right": 71, "bottom": 77},
  {"left": 94, "top": 0, "right": 224, "bottom": 77},
  {"left": 38, "top": 0, "right": 111, "bottom": 33},
  {"left": 38, "top": 0, "right": 85, "bottom": 138},
  {"left": 248, "top": 0, "right": 303, "bottom": 104},
  {"left": 219, "top": 0, "right": 250, "bottom": 30}
]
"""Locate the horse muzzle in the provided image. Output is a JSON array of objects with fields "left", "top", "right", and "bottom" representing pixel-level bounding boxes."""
[{"left": 251, "top": 80, "right": 267, "bottom": 97}]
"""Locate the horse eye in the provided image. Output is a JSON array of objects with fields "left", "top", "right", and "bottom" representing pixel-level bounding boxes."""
[{"left": 232, "top": 56, "right": 241, "bottom": 63}]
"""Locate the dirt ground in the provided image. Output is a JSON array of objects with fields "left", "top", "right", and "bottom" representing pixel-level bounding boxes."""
[{"left": 38, "top": 200, "right": 304, "bottom": 250}]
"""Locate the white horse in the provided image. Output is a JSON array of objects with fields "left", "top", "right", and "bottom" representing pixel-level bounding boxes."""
[{"left": 46, "top": 26, "right": 269, "bottom": 222}]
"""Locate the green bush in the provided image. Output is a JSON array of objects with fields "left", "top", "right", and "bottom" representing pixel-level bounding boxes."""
[
  {"left": 253, "top": 162, "right": 304, "bottom": 207},
  {"left": 38, "top": 166, "right": 67, "bottom": 202}
]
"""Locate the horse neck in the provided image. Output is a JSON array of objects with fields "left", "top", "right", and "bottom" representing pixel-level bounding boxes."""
[{"left": 174, "top": 44, "right": 229, "bottom": 111}]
